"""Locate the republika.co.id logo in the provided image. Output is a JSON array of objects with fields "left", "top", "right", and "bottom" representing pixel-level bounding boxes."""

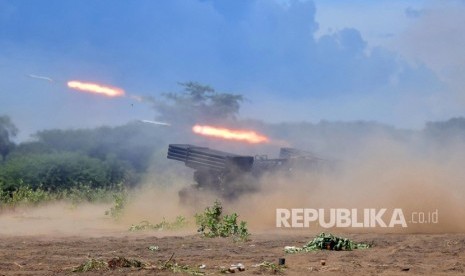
[{"left": 276, "top": 208, "right": 439, "bottom": 228}]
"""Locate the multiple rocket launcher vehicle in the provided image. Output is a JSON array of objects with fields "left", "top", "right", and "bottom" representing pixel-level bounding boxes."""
[{"left": 167, "top": 144, "right": 329, "bottom": 200}]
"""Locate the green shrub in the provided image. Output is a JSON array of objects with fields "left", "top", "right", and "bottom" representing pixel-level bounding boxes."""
[
  {"left": 0, "top": 185, "right": 54, "bottom": 207},
  {"left": 195, "top": 200, "right": 250, "bottom": 241},
  {"left": 105, "top": 188, "right": 128, "bottom": 220},
  {"left": 284, "top": 232, "right": 371, "bottom": 253},
  {"left": 0, "top": 183, "right": 124, "bottom": 209},
  {"left": 129, "top": 216, "right": 188, "bottom": 231},
  {"left": 72, "top": 258, "right": 109, "bottom": 272}
]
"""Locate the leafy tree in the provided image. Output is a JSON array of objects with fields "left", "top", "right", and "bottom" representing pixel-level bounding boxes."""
[
  {"left": 30, "top": 122, "right": 164, "bottom": 173},
  {"left": 151, "top": 82, "right": 244, "bottom": 124},
  {"left": 0, "top": 115, "right": 18, "bottom": 161}
]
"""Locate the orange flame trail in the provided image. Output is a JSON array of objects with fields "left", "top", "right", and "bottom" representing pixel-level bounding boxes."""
[
  {"left": 67, "top": 81, "right": 125, "bottom": 97},
  {"left": 192, "top": 125, "right": 269, "bottom": 144}
]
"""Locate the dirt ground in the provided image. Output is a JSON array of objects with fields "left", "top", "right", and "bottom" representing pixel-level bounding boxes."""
[{"left": 0, "top": 231, "right": 464, "bottom": 275}]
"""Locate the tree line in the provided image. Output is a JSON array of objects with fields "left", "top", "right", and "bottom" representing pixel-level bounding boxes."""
[
  {"left": 1, "top": 82, "right": 465, "bottom": 195},
  {"left": 0, "top": 82, "right": 244, "bottom": 195}
]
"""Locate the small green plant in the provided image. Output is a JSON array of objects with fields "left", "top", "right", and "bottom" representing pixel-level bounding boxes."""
[
  {"left": 195, "top": 200, "right": 250, "bottom": 241},
  {"left": 159, "top": 253, "right": 204, "bottom": 275},
  {"left": 129, "top": 216, "right": 188, "bottom": 231},
  {"left": 72, "top": 256, "right": 149, "bottom": 272},
  {"left": 7, "top": 186, "right": 54, "bottom": 206},
  {"left": 284, "top": 232, "right": 371, "bottom": 253},
  {"left": 72, "top": 258, "right": 109, "bottom": 272},
  {"left": 64, "top": 184, "right": 114, "bottom": 204},
  {"left": 255, "top": 261, "right": 285, "bottom": 274},
  {"left": 105, "top": 185, "right": 128, "bottom": 220},
  {"left": 161, "top": 262, "right": 205, "bottom": 275}
]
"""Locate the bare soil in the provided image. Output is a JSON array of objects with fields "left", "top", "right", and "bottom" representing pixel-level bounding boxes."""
[{"left": 0, "top": 231, "right": 464, "bottom": 275}]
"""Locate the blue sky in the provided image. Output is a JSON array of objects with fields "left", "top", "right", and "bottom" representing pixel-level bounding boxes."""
[{"left": 0, "top": 0, "right": 464, "bottom": 140}]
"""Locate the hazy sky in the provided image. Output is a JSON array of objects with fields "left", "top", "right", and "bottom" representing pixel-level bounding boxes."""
[{"left": 1, "top": 0, "right": 464, "bottom": 140}]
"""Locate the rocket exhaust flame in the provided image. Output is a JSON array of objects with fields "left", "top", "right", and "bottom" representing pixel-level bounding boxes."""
[
  {"left": 67, "top": 81, "right": 125, "bottom": 97},
  {"left": 192, "top": 124, "right": 269, "bottom": 144}
]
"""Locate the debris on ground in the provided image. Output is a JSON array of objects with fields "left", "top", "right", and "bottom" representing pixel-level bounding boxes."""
[
  {"left": 72, "top": 256, "right": 150, "bottom": 272},
  {"left": 72, "top": 254, "right": 203, "bottom": 274},
  {"left": 309, "top": 266, "right": 318, "bottom": 272},
  {"left": 228, "top": 263, "right": 245, "bottom": 273},
  {"left": 107, "top": 256, "right": 149, "bottom": 269},
  {"left": 219, "top": 263, "right": 246, "bottom": 274},
  {"left": 284, "top": 232, "right": 371, "bottom": 253},
  {"left": 148, "top": 245, "right": 159, "bottom": 251}
]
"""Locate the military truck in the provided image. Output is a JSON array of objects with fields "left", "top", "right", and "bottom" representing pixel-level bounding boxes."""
[{"left": 167, "top": 144, "right": 330, "bottom": 202}]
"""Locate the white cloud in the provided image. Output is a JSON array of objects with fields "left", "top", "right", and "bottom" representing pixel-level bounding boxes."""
[
  {"left": 0, "top": 0, "right": 460, "bottom": 134},
  {"left": 399, "top": 1, "right": 465, "bottom": 99}
]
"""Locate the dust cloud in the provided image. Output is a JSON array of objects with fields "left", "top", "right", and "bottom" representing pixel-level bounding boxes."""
[
  {"left": 120, "top": 128, "right": 465, "bottom": 234},
  {"left": 0, "top": 203, "right": 124, "bottom": 236},
  {"left": 1, "top": 123, "right": 465, "bottom": 236},
  {"left": 232, "top": 134, "right": 465, "bottom": 233}
]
